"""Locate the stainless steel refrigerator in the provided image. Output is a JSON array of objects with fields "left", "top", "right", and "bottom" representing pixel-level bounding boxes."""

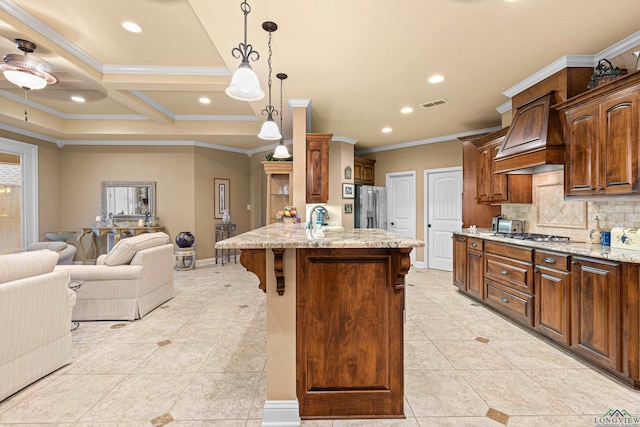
[{"left": 354, "top": 185, "right": 387, "bottom": 229}]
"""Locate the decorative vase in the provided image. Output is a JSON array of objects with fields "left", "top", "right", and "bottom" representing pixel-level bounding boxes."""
[
  {"left": 590, "top": 216, "right": 602, "bottom": 244},
  {"left": 176, "top": 231, "right": 195, "bottom": 248}
]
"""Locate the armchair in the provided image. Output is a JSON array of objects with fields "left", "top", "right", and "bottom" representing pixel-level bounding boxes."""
[
  {"left": 27, "top": 241, "right": 77, "bottom": 265},
  {"left": 61, "top": 232, "right": 175, "bottom": 321},
  {"left": 0, "top": 250, "right": 76, "bottom": 402}
]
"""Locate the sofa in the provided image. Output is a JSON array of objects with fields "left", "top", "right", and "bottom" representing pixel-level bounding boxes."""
[
  {"left": 0, "top": 250, "right": 76, "bottom": 402},
  {"left": 62, "top": 232, "right": 175, "bottom": 321},
  {"left": 27, "top": 241, "right": 77, "bottom": 265}
]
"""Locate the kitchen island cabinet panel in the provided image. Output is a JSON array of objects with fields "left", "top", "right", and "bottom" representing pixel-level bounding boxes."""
[{"left": 297, "top": 248, "right": 405, "bottom": 418}]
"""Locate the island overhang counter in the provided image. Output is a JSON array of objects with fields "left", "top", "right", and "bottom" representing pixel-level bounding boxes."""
[{"left": 216, "top": 224, "right": 423, "bottom": 424}]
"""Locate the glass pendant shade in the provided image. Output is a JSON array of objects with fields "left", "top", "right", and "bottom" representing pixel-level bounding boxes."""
[
  {"left": 273, "top": 140, "right": 290, "bottom": 158},
  {"left": 225, "top": 62, "right": 264, "bottom": 101},
  {"left": 3, "top": 69, "right": 48, "bottom": 90},
  {"left": 258, "top": 117, "right": 282, "bottom": 140}
]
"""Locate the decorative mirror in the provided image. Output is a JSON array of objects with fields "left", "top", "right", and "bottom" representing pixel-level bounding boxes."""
[{"left": 101, "top": 181, "right": 156, "bottom": 221}]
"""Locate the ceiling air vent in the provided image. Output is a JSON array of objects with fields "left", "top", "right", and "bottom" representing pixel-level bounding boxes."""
[{"left": 421, "top": 99, "right": 448, "bottom": 109}]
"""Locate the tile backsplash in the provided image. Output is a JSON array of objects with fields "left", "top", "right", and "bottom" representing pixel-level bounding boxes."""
[{"left": 501, "top": 170, "right": 640, "bottom": 242}]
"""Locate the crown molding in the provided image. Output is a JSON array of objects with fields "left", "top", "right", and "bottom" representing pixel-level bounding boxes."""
[
  {"left": 129, "top": 90, "right": 175, "bottom": 119},
  {"left": 288, "top": 99, "right": 311, "bottom": 108},
  {"left": 356, "top": 127, "right": 502, "bottom": 155},
  {"left": 595, "top": 31, "right": 640, "bottom": 61},
  {"left": 103, "top": 65, "right": 230, "bottom": 76},
  {"left": 0, "top": 0, "right": 103, "bottom": 72},
  {"left": 65, "top": 114, "right": 147, "bottom": 120},
  {"left": 496, "top": 100, "right": 512, "bottom": 114},
  {"left": 247, "top": 140, "right": 293, "bottom": 157},
  {"left": 0, "top": 122, "right": 61, "bottom": 145},
  {"left": 332, "top": 136, "right": 357, "bottom": 145},
  {"left": 61, "top": 139, "right": 251, "bottom": 154},
  {"left": 174, "top": 115, "right": 258, "bottom": 122}
]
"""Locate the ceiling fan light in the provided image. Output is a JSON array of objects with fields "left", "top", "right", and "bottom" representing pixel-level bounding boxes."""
[
  {"left": 3, "top": 69, "right": 47, "bottom": 90},
  {"left": 273, "top": 140, "right": 290, "bottom": 158},
  {"left": 226, "top": 62, "right": 264, "bottom": 101},
  {"left": 258, "top": 118, "right": 282, "bottom": 140}
]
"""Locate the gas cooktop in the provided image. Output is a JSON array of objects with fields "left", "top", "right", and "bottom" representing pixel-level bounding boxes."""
[{"left": 494, "top": 232, "right": 570, "bottom": 242}]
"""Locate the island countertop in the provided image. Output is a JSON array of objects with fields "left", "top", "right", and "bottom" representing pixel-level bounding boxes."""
[{"left": 214, "top": 224, "right": 424, "bottom": 250}]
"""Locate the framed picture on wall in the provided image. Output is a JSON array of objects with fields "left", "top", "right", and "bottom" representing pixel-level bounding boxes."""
[
  {"left": 342, "top": 183, "right": 355, "bottom": 199},
  {"left": 214, "top": 178, "right": 230, "bottom": 219},
  {"left": 344, "top": 203, "right": 353, "bottom": 214}
]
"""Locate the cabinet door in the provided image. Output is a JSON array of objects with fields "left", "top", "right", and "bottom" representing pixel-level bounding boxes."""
[
  {"left": 598, "top": 89, "right": 639, "bottom": 195},
  {"left": 466, "top": 249, "right": 484, "bottom": 300},
  {"left": 534, "top": 266, "right": 571, "bottom": 344},
  {"left": 490, "top": 141, "right": 508, "bottom": 202},
  {"left": 306, "top": 134, "right": 330, "bottom": 203},
  {"left": 453, "top": 235, "right": 467, "bottom": 291},
  {"left": 476, "top": 144, "right": 492, "bottom": 203},
  {"left": 564, "top": 103, "right": 598, "bottom": 196},
  {"left": 571, "top": 256, "right": 620, "bottom": 370}
]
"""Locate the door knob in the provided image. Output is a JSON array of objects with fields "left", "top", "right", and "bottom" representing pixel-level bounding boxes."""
[{"left": 391, "top": 222, "right": 395, "bottom": 226}]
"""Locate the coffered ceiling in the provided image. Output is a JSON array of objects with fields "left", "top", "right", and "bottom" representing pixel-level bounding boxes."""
[{"left": 0, "top": 0, "right": 639, "bottom": 154}]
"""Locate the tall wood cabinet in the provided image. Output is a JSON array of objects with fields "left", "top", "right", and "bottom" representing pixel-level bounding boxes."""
[
  {"left": 556, "top": 72, "right": 640, "bottom": 198},
  {"left": 262, "top": 161, "right": 293, "bottom": 224},
  {"left": 306, "top": 133, "right": 331, "bottom": 204},
  {"left": 472, "top": 128, "right": 532, "bottom": 204}
]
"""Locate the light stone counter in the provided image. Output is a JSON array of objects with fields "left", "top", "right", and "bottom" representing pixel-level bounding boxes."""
[
  {"left": 214, "top": 223, "right": 424, "bottom": 250},
  {"left": 456, "top": 228, "right": 640, "bottom": 264}
]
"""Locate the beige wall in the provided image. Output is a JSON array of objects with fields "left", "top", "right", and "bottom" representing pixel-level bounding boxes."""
[{"left": 363, "top": 139, "right": 463, "bottom": 263}]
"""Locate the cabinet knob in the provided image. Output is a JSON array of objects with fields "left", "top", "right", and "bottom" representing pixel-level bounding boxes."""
[
  {"left": 534, "top": 269, "right": 540, "bottom": 273},
  {"left": 501, "top": 297, "right": 509, "bottom": 304},
  {"left": 571, "top": 261, "right": 579, "bottom": 266},
  {"left": 501, "top": 269, "right": 509, "bottom": 275},
  {"left": 598, "top": 186, "right": 604, "bottom": 191},
  {"left": 472, "top": 242, "right": 478, "bottom": 247},
  {"left": 543, "top": 257, "right": 556, "bottom": 264}
]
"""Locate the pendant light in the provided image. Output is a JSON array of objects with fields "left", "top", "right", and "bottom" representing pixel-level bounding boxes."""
[
  {"left": 258, "top": 21, "right": 282, "bottom": 140},
  {"left": 273, "top": 73, "right": 291, "bottom": 159},
  {"left": 225, "top": 1, "right": 265, "bottom": 101}
]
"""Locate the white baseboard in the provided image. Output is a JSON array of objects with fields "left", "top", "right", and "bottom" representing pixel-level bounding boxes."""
[{"left": 262, "top": 400, "right": 300, "bottom": 427}]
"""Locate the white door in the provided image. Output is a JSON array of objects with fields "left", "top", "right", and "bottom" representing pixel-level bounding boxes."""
[
  {"left": 386, "top": 171, "right": 416, "bottom": 265},
  {"left": 426, "top": 168, "right": 462, "bottom": 271}
]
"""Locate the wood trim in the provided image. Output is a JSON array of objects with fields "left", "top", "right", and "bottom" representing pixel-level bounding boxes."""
[{"left": 239, "top": 249, "right": 266, "bottom": 293}]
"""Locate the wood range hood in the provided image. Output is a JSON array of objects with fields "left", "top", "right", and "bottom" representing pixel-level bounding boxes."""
[{"left": 493, "top": 91, "right": 565, "bottom": 174}]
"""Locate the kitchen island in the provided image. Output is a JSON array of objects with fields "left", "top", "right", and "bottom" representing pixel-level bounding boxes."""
[{"left": 215, "top": 224, "right": 423, "bottom": 424}]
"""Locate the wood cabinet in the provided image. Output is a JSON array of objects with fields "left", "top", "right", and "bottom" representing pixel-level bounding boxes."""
[
  {"left": 262, "top": 161, "right": 293, "bottom": 225},
  {"left": 556, "top": 72, "right": 640, "bottom": 199},
  {"left": 534, "top": 250, "right": 571, "bottom": 345},
  {"left": 483, "top": 241, "right": 534, "bottom": 326},
  {"left": 466, "top": 238, "right": 484, "bottom": 300},
  {"left": 453, "top": 235, "right": 467, "bottom": 291},
  {"left": 460, "top": 136, "right": 501, "bottom": 228},
  {"left": 472, "top": 128, "right": 532, "bottom": 204},
  {"left": 306, "top": 133, "right": 331, "bottom": 204},
  {"left": 354, "top": 156, "right": 375, "bottom": 185},
  {"left": 571, "top": 256, "right": 621, "bottom": 370},
  {"left": 296, "top": 248, "right": 406, "bottom": 418}
]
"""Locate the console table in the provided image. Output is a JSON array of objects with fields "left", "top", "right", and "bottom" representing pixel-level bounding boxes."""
[
  {"left": 78, "top": 225, "right": 165, "bottom": 264},
  {"left": 214, "top": 223, "right": 237, "bottom": 265}
]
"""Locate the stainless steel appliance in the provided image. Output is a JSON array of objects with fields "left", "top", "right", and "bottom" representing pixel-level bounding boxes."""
[
  {"left": 491, "top": 215, "right": 503, "bottom": 231},
  {"left": 354, "top": 185, "right": 387, "bottom": 229},
  {"left": 494, "top": 232, "right": 570, "bottom": 242},
  {"left": 496, "top": 219, "right": 524, "bottom": 234}
]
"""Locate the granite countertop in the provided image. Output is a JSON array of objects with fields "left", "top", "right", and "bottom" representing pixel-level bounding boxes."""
[
  {"left": 215, "top": 224, "right": 424, "bottom": 250},
  {"left": 455, "top": 229, "right": 640, "bottom": 264}
]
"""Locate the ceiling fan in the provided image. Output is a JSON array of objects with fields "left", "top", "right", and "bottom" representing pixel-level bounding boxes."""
[{"left": 1, "top": 38, "right": 57, "bottom": 91}]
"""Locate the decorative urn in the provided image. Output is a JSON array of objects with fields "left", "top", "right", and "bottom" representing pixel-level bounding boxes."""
[{"left": 176, "top": 231, "right": 195, "bottom": 248}]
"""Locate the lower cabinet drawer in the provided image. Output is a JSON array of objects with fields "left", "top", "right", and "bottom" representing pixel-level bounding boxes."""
[{"left": 484, "top": 279, "right": 533, "bottom": 326}]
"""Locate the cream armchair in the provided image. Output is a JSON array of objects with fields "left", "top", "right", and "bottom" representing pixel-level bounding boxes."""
[
  {"left": 0, "top": 250, "right": 76, "bottom": 402},
  {"left": 27, "top": 241, "right": 77, "bottom": 265},
  {"left": 61, "top": 232, "right": 175, "bottom": 321}
]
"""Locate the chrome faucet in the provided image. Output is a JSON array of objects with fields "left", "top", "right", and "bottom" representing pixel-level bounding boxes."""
[{"left": 306, "top": 205, "right": 329, "bottom": 229}]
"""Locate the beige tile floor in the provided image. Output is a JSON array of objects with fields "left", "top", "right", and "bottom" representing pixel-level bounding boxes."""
[{"left": 1, "top": 260, "right": 639, "bottom": 426}]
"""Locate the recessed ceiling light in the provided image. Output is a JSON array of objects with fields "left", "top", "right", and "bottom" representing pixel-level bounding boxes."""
[
  {"left": 199, "top": 97, "right": 211, "bottom": 104},
  {"left": 71, "top": 96, "right": 85, "bottom": 103},
  {"left": 382, "top": 127, "right": 392, "bottom": 133},
  {"left": 428, "top": 74, "right": 445, "bottom": 84},
  {"left": 122, "top": 21, "right": 142, "bottom": 33},
  {"left": 401, "top": 107, "right": 413, "bottom": 114}
]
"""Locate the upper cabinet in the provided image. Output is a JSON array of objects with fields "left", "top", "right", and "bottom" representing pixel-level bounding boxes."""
[
  {"left": 354, "top": 156, "right": 375, "bottom": 185},
  {"left": 306, "top": 133, "right": 332, "bottom": 204},
  {"left": 555, "top": 72, "right": 640, "bottom": 199},
  {"left": 472, "top": 128, "right": 532, "bottom": 204}
]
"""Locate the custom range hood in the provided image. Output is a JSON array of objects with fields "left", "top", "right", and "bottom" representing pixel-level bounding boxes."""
[{"left": 493, "top": 92, "right": 565, "bottom": 174}]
